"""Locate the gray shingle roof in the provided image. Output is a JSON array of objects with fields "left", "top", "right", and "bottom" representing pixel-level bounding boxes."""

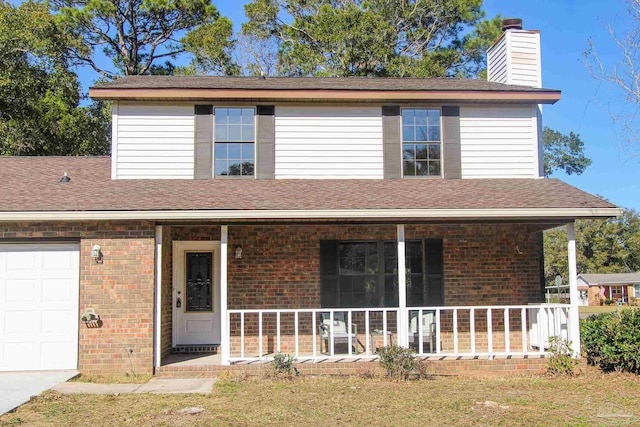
[
  {"left": 91, "top": 76, "right": 560, "bottom": 93},
  {"left": 0, "top": 157, "right": 615, "bottom": 217},
  {"left": 578, "top": 273, "right": 640, "bottom": 285}
]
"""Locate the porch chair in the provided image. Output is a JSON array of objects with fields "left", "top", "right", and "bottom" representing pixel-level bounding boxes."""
[
  {"left": 409, "top": 310, "right": 436, "bottom": 354},
  {"left": 319, "top": 312, "right": 360, "bottom": 355}
]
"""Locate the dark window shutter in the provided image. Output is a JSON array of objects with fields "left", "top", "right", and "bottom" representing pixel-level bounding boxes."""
[
  {"left": 442, "top": 106, "right": 461, "bottom": 179},
  {"left": 320, "top": 240, "right": 339, "bottom": 307},
  {"left": 194, "top": 105, "right": 213, "bottom": 179},
  {"left": 256, "top": 105, "right": 275, "bottom": 179},
  {"left": 382, "top": 106, "right": 401, "bottom": 179},
  {"left": 425, "top": 239, "right": 444, "bottom": 305}
]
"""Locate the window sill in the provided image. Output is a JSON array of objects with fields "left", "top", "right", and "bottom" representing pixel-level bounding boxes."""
[{"left": 212, "top": 175, "right": 256, "bottom": 180}]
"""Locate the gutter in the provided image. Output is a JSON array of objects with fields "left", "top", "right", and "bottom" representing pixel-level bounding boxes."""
[{"left": 0, "top": 207, "right": 622, "bottom": 221}]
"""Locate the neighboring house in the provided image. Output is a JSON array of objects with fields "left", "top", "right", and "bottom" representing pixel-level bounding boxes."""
[
  {"left": 0, "top": 20, "right": 621, "bottom": 376},
  {"left": 577, "top": 273, "right": 640, "bottom": 306}
]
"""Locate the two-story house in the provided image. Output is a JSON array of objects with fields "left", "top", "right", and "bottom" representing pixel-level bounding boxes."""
[{"left": 0, "top": 21, "right": 620, "bottom": 376}]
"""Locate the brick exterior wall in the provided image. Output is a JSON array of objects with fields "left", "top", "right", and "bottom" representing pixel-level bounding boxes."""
[
  {"left": 0, "top": 221, "right": 155, "bottom": 375},
  {"left": 0, "top": 221, "right": 546, "bottom": 375},
  {"left": 157, "top": 355, "right": 553, "bottom": 378},
  {"left": 221, "top": 223, "right": 544, "bottom": 358},
  {"left": 587, "top": 286, "right": 602, "bottom": 306},
  {"left": 225, "top": 223, "right": 542, "bottom": 310},
  {"left": 160, "top": 227, "right": 172, "bottom": 358}
]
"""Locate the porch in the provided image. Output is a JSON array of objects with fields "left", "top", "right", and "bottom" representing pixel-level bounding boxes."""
[{"left": 154, "top": 221, "right": 581, "bottom": 369}]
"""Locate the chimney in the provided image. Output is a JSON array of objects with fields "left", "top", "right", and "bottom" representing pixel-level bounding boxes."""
[{"left": 487, "top": 18, "right": 542, "bottom": 88}]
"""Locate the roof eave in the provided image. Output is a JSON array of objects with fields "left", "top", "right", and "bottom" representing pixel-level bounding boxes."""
[
  {"left": 88, "top": 88, "right": 561, "bottom": 104},
  {"left": 0, "top": 207, "right": 620, "bottom": 222}
]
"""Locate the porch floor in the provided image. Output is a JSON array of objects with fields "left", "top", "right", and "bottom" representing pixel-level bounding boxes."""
[
  {"left": 161, "top": 352, "right": 382, "bottom": 368},
  {"left": 162, "top": 353, "right": 222, "bottom": 367}
]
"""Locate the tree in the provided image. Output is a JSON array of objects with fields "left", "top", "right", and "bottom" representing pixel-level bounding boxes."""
[
  {"left": 543, "top": 127, "right": 592, "bottom": 177},
  {"left": 0, "top": 1, "right": 110, "bottom": 156},
  {"left": 584, "top": 0, "right": 640, "bottom": 157},
  {"left": 544, "top": 208, "right": 640, "bottom": 285},
  {"left": 240, "top": 0, "right": 503, "bottom": 77},
  {"left": 50, "top": 0, "right": 237, "bottom": 78}
]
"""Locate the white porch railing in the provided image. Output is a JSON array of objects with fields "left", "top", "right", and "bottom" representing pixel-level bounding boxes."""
[{"left": 226, "top": 304, "right": 571, "bottom": 363}]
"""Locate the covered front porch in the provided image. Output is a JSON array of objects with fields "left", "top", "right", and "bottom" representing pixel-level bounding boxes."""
[{"left": 153, "top": 220, "right": 582, "bottom": 369}]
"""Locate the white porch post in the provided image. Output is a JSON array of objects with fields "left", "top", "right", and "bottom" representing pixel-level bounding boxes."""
[
  {"left": 567, "top": 222, "right": 581, "bottom": 357},
  {"left": 221, "top": 225, "right": 230, "bottom": 365},
  {"left": 154, "top": 225, "right": 162, "bottom": 369},
  {"left": 397, "top": 224, "right": 408, "bottom": 348}
]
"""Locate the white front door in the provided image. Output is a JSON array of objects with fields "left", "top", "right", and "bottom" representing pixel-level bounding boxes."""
[
  {"left": 173, "top": 241, "right": 221, "bottom": 345},
  {"left": 0, "top": 243, "right": 80, "bottom": 371}
]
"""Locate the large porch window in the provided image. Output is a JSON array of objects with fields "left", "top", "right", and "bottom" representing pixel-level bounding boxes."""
[
  {"left": 406, "top": 239, "right": 444, "bottom": 307},
  {"left": 320, "top": 239, "right": 443, "bottom": 308}
]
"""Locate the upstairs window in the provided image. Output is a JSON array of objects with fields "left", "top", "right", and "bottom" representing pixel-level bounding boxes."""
[
  {"left": 214, "top": 107, "right": 255, "bottom": 177},
  {"left": 402, "top": 108, "right": 441, "bottom": 177}
]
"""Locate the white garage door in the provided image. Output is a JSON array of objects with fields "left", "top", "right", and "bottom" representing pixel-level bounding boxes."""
[{"left": 0, "top": 244, "right": 79, "bottom": 371}]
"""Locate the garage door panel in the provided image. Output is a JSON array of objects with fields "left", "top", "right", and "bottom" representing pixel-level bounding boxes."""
[
  {"left": 4, "top": 310, "right": 38, "bottom": 335},
  {"left": 5, "top": 279, "right": 37, "bottom": 302},
  {"left": 3, "top": 342, "right": 38, "bottom": 371},
  {"left": 5, "top": 251, "right": 37, "bottom": 270},
  {"left": 42, "top": 310, "right": 74, "bottom": 334},
  {"left": 42, "top": 250, "right": 75, "bottom": 270},
  {"left": 41, "top": 341, "right": 75, "bottom": 370},
  {"left": 0, "top": 244, "right": 79, "bottom": 371},
  {"left": 42, "top": 279, "right": 73, "bottom": 301}
]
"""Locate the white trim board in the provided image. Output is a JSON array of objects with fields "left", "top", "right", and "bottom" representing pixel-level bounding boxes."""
[{"left": 0, "top": 207, "right": 622, "bottom": 221}]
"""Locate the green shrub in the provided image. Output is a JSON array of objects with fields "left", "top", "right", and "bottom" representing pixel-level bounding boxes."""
[
  {"left": 604, "top": 298, "right": 615, "bottom": 306},
  {"left": 377, "top": 345, "right": 417, "bottom": 380},
  {"left": 546, "top": 336, "right": 578, "bottom": 376},
  {"left": 271, "top": 352, "right": 298, "bottom": 376},
  {"left": 581, "top": 308, "right": 640, "bottom": 374}
]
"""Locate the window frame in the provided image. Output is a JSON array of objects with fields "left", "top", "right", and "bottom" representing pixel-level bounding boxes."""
[
  {"left": 320, "top": 239, "right": 444, "bottom": 309},
  {"left": 184, "top": 251, "right": 214, "bottom": 313},
  {"left": 334, "top": 240, "right": 398, "bottom": 308},
  {"left": 400, "top": 107, "right": 443, "bottom": 179},
  {"left": 213, "top": 106, "right": 257, "bottom": 179}
]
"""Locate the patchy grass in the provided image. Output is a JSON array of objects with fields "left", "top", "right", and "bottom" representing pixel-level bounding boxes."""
[
  {"left": 69, "top": 373, "right": 153, "bottom": 384},
  {"left": 2, "top": 367, "right": 639, "bottom": 426}
]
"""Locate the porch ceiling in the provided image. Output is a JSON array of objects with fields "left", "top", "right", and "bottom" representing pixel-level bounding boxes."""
[{"left": 0, "top": 157, "right": 620, "bottom": 221}]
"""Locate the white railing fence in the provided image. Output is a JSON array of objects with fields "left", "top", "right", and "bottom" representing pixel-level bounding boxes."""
[{"left": 226, "top": 304, "right": 571, "bottom": 363}]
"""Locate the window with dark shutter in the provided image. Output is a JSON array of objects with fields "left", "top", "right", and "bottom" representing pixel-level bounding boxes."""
[
  {"left": 194, "top": 105, "right": 213, "bottom": 179},
  {"left": 320, "top": 239, "right": 444, "bottom": 308},
  {"left": 213, "top": 107, "right": 255, "bottom": 177},
  {"left": 402, "top": 108, "right": 442, "bottom": 177}
]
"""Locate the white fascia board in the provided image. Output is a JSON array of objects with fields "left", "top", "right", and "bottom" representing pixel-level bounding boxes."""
[{"left": 0, "top": 207, "right": 622, "bottom": 221}]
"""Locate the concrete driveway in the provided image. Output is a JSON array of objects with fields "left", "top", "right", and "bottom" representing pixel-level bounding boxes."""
[{"left": 0, "top": 371, "right": 78, "bottom": 415}]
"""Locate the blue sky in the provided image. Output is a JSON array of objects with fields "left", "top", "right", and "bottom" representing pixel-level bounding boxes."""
[
  {"left": 11, "top": 0, "right": 639, "bottom": 211},
  {"left": 481, "top": 0, "right": 639, "bottom": 211}
]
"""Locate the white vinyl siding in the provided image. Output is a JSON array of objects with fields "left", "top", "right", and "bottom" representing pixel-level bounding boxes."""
[
  {"left": 460, "top": 105, "right": 539, "bottom": 178},
  {"left": 275, "top": 106, "right": 384, "bottom": 179},
  {"left": 509, "top": 31, "right": 542, "bottom": 88},
  {"left": 487, "top": 30, "right": 541, "bottom": 88},
  {"left": 487, "top": 35, "right": 508, "bottom": 85},
  {"left": 114, "top": 103, "right": 194, "bottom": 179}
]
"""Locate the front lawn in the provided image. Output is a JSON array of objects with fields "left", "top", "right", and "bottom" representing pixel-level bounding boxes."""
[{"left": 2, "top": 367, "right": 639, "bottom": 426}]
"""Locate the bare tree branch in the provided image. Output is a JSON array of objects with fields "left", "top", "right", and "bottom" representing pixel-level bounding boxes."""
[{"left": 585, "top": 0, "right": 640, "bottom": 157}]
